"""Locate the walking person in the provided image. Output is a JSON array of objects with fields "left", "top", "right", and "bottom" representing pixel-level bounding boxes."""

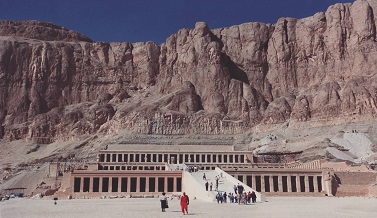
[
  {"left": 215, "top": 177, "right": 219, "bottom": 191},
  {"left": 180, "top": 192, "right": 190, "bottom": 215},
  {"left": 210, "top": 182, "right": 213, "bottom": 191},
  {"left": 203, "top": 173, "right": 206, "bottom": 180},
  {"left": 160, "top": 192, "right": 168, "bottom": 212},
  {"left": 223, "top": 192, "right": 227, "bottom": 203},
  {"left": 251, "top": 191, "right": 257, "bottom": 203},
  {"left": 205, "top": 181, "right": 209, "bottom": 191},
  {"left": 216, "top": 192, "right": 223, "bottom": 203}
]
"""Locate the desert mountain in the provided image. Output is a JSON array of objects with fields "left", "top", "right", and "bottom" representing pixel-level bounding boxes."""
[{"left": 0, "top": 0, "right": 377, "bottom": 167}]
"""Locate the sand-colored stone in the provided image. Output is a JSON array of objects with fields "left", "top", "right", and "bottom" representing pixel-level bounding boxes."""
[{"left": 1, "top": 0, "right": 377, "bottom": 142}]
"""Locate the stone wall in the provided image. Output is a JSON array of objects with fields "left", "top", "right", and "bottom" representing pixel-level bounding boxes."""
[{"left": 333, "top": 171, "right": 377, "bottom": 196}]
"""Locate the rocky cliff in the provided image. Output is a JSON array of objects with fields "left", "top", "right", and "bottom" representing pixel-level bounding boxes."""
[{"left": 1, "top": 0, "right": 377, "bottom": 143}]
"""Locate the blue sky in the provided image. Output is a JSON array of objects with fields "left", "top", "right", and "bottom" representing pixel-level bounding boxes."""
[{"left": 0, "top": 0, "right": 354, "bottom": 44}]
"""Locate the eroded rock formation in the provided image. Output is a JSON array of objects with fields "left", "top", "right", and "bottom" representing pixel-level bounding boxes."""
[{"left": 1, "top": 0, "right": 377, "bottom": 143}]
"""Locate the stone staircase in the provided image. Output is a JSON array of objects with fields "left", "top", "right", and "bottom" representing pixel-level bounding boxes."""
[{"left": 185, "top": 168, "right": 263, "bottom": 202}]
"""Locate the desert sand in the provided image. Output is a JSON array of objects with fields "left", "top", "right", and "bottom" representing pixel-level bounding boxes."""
[{"left": 1, "top": 197, "right": 377, "bottom": 218}]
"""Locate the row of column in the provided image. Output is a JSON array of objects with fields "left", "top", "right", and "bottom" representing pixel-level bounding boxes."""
[
  {"left": 234, "top": 174, "right": 323, "bottom": 193},
  {"left": 98, "top": 165, "right": 166, "bottom": 171},
  {"left": 100, "top": 153, "right": 247, "bottom": 164},
  {"left": 73, "top": 176, "right": 181, "bottom": 193}
]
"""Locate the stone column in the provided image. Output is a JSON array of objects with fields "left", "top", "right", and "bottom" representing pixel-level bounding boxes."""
[
  {"left": 89, "top": 177, "right": 93, "bottom": 192},
  {"left": 155, "top": 177, "right": 159, "bottom": 193},
  {"left": 261, "top": 175, "right": 265, "bottom": 192},
  {"left": 313, "top": 176, "right": 319, "bottom": 192},
  {"left": 118, "top": 177, "right": 122, "bottom": 193},
  {"left": 296, "top": 175, "right": 301, "bottom": 192},
  {"left": 278, "top": 175, "right": 283, "bottom": 192},
  {"left": 287, "top": 176, "right": 292, "bottom": 192},
  {"left": 173, "top": 177, "right": 177, "bottom": 192},
  {"left": 109, "top": 178, "right": 112, "bottom": 192},
  {"left": 252, "top": 175, "right": 256, "bottom": 190},
  {"left": 243, "top": 174, "right": 247, "bottom": 184},
  {"left": 136, "top": 177, "right": 140, "bottom": 192},
  {"left": 269, "top": 175, "right": 273, "bottom": 192},
  {"left": 167, "top": 154, "right": 171, "bottom": 164},
  {"left": 127, "top": 177, "right": 131, "bottom": 193},
  {"left": 304, "top": 175, "right": 309, "bottom": 192},
  {"left": 80, "top": 177, "right": 84, "bottom": 192},
  {"left": 146, "top": 177, "right": 150, "bottom": 192},
  {"left": 164, "top": 178, "right": 168, "bottom": 193},
  {"left": 99, "top": 177, "right": 103, "bottom": 193}
]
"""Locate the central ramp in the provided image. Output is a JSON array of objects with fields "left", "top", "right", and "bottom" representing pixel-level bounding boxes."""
[{"left": 182, "top": 167, "right": 263, "bottom": 202}]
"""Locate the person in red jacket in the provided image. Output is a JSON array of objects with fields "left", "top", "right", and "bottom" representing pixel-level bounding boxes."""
[{"left": 180, "top": 192, "right": 190, "bottom": 215}]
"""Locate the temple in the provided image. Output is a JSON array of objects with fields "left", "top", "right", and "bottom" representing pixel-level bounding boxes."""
[{"left": 42, "top": 143, "right": 377, "bottom": 201}]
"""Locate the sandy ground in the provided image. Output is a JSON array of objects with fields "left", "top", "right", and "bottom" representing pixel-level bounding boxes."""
[{"left": 1, "top": 197, "right": 377, "bottom": 218}]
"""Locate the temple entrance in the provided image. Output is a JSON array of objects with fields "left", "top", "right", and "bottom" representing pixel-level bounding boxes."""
[{"left": 170, "top": 154, "right": 177, "bottom": 164}]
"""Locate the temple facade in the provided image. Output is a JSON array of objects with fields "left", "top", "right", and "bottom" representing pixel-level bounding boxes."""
[{"left": 49, "top": 144, "right": 342, "bottom": 199}]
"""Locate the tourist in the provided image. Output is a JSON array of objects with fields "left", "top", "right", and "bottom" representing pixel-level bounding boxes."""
[
  {"left": 247, "top": 191, "right": 251, "bottom": 203},
  {"left": 180, "top": 192, "right": 189, "bottom": 215},
  {"left": 160, "top": 192, "right": 168, "bottom": 212},
  {"left": 215, "top": 177, "right": 219, "bottom": 191},
  {"left": 216, "top": 192, "right": 223, "bottom": 203},
  {"left": 223, "top": 192, "right": 227, "bottom": 203},
  {"left": 205, "top": 181, "right": 209, "bottom": 191},
  {"left": 251, "top": 191, "right": 257, "bottom": 203},
  {"left": 210, "top": 182, "right": 213, "bottom": 191},
  {"left": 242, "top": 192, "right": 247, "bottom": 204},
  {"left": 237, "top": 183, "right": 244, "bottom": 196},
  {"left": 203, "top": 173, "right": 206, "bottom": 180}
]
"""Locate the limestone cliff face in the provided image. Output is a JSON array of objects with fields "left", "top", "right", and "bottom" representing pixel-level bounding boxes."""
[{"left": 1, "top": 0, "right": 377, "bottom": 142}]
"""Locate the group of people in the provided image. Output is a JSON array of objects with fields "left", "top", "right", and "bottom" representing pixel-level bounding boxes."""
[
  {"left": 216, "top": 190, "right": 257, "bottom": 204},
  {"left": 215, "top": 183, "right": 257, "bottom": 204},
  {"left": 204, "top": 173, "right": 220, "bottom": 191},
  {"left": 187, "top": 166, "right": 201, "bottom": 173},
  {"left": 234, "top": 183, "right": 257, "bottom": 204},
  {"left": 160, "top": 192, "right": 190, "bottom": 215},
  {"left": 160, "top": 184, "right": 257, "bottom": 215}
]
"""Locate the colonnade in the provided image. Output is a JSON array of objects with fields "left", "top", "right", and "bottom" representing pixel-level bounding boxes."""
[
  {"left": 99, "top": 152, "right": 249, "bottom": 165},
  {"left": 72, "top": 174, "right": 182, "bottom": 193},
  {"left": 232, "top": 173, "right": 323, "bottom": 193}
]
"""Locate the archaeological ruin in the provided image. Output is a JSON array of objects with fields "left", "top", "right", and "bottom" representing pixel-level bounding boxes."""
[{"left": 43, "top": 143, "right": 377, "bottom": 201}]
